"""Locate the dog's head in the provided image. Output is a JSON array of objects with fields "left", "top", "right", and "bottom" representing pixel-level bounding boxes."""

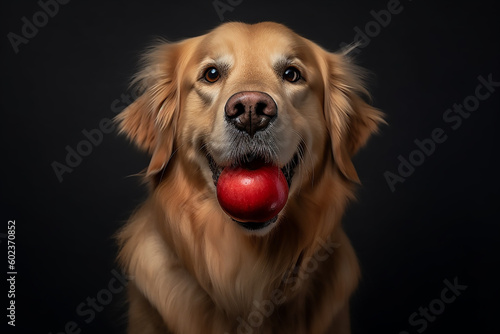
[{"left": 117, "top": 22, "right": 383, "bottom": 235}]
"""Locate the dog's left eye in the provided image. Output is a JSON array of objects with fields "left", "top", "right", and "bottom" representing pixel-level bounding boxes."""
[
  {"left": 204, "top": 67, "right": 220, "bottom": 83},
  {"left": 283, "top": 67, "right": 301, "bottom": 82}
]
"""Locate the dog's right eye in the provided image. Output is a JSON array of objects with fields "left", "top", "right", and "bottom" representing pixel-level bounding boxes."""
[
  {"left": 283, "top": 67, "right": 301, "bottom": 83},
  {"left": 204, "top": 67, "right": 220, "bottom": 83}
]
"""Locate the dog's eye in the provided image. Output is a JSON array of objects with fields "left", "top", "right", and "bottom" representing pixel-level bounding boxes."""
[
  {"left": 204, "top": 67, "right": 220, "bottom": 83},
  {"left": 283, "top": 67, "right": 301, "bottom": 83}
]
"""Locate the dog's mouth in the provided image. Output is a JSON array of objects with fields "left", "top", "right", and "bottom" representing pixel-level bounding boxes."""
[
  {"left": 206, "top": 149, "right": 301, "bottom": 231},
  {"left": 207, "top": 152, "right": 300, "bottom": 188}
]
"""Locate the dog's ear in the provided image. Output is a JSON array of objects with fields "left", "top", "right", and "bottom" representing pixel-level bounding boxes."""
[
  {"left": 322, "top": 52, "right": 385, "bottom": 183},
  {"left": 115, "top": 41, "right": 185, "bottom": 177}
]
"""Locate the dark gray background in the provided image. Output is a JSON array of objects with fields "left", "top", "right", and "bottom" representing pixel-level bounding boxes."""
[{"left": 2, "top": 0, "right": 499, "bottom": 333}]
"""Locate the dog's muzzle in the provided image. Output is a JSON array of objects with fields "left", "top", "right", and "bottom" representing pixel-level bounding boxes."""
[{"left": 205, "top": 91, "right": 302, "bottom": 231}]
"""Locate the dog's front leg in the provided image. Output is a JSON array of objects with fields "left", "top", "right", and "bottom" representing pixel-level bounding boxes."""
[
  {"left": 128, "top": 283, "right": 171, "bottom": 334},
  {"left": 122, "top": 225, "right": 233, "bottom": 334}
]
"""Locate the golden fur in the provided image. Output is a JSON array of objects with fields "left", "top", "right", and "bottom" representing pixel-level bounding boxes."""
[{"left": 116, "top": 22, "right": 384, "bottom": 334}]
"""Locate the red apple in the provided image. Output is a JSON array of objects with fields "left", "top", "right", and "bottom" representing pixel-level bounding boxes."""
[{"left": 216, "top": 162, "right": 289, "bottom": 223}]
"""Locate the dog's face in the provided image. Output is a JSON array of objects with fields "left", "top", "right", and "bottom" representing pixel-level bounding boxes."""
[
  {"left": 117, "top": 22, "right": 383, "bottom": 235},
  {"left": 182, "top": 23, "right": 325, "bottom": 171}
]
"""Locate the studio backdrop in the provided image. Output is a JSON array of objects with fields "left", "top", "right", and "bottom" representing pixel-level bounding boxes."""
[{"left": 2, "top": 0, "right": 499, "bottom": 333}]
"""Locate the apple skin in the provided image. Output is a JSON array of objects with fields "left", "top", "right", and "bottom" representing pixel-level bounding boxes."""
[{"left": 216, "top": 163, "right": 289, "bottom": 223}]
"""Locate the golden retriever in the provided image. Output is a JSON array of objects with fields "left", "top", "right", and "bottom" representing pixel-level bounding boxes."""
[{"left": 116, "top": 22, "right": 383, "bottom": 334}]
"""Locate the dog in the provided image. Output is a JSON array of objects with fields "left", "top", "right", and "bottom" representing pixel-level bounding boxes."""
[{"left": 116, "top": 21, "right": 383, "bottom": 334}]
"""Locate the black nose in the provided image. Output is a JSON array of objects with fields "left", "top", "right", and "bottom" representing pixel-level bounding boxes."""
[{"left": 224, "top": 91, "right": 277, "bottom": 137}]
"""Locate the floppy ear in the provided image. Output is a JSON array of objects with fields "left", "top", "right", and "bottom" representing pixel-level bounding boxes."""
[
  {"left": 115, "top": 41, "right": 184, "bottom": 177},
  {"left": 322, "top": 52, "right": 385, "bottom": 183}
]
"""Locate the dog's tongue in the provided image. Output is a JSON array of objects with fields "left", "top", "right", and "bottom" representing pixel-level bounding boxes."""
[{"left": 216, "top": 160, "right": 288, "bottom": 223}]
